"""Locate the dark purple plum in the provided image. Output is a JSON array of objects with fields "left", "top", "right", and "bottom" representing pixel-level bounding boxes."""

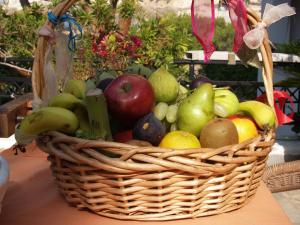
[
  {"left": 96, "top": 78, "right": 114, "bottom": 91},
  {"left": 190, "top": 75, "right": 213, "bottom": 89},
  {"left": 133, "top": 113, "right": 166, "bottom": 146}
]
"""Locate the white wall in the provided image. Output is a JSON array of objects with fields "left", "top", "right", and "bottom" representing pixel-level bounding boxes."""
[
  {"left": 290, "top": 0, "right": 300, "bottom": 41},
  {"left": 0, "top": 0, "right": 50, "bottom": 13},
  {"left": 261, "top": 0, "right": 293, "bottom": 44}
]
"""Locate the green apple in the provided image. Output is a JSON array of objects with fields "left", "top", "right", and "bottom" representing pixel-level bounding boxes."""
[{"left": 214, "top": 89, "right": 239, "bottom": 118}]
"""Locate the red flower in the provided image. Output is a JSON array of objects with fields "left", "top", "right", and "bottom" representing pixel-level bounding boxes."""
[
  {"left": 99, "top": 50, "right": 108, "bottom": 57},
  {"left": 130, "top": 35, "right": 142, "bottom": 47},
  {"left": 92, "top": 30, "right": 142, "bottom": 69}
]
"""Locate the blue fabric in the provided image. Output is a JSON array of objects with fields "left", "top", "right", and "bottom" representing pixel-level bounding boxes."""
[{"left": 47, "top": 11, "right": 82, "bottom": 52}]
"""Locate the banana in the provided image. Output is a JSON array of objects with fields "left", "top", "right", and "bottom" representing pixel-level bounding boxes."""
[
  {"left": 48, "top": 93, "right": 84, "bottom": 109},
  {"left": 16, "top": 107, "right": 79, "bottom": 145},
  {"left": 63, "top": 79, "right": 86, "bottom": 99},
  {"left": 239, "top": 101, "right": 276, "bottom": 130},
  {"left": 73, "top": 105, "right": 91, "bottom": 137}
]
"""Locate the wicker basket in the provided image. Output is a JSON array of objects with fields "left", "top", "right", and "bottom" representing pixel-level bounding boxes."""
[
  {"left": 32, "top": 0, "right": 276, "bottom": 221},
  {"left": 263, "top": 160, "right": 300, "bottom": 193}
]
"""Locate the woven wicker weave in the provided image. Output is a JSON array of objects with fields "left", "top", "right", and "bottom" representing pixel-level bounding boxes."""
[
  {"left": 263, "top": 160, "right": 300, "bottom": 193},
  {"left": 33, "top": 0, "right": 276, "bottom": 221}
]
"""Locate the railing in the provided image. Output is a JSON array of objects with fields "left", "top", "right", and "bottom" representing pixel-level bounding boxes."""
[
  {"left": 0, "top": 57, "right": 33, "bottom": 104},
  {"left": 0, "top": 57, "right": 299, "bottom": 114},
  {"left": 0, "top": 76, "right": 32, "bottom": 105}
]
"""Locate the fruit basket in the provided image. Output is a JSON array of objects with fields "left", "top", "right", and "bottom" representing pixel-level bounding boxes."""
[{"left": 25, "top": 0, "right": 280, "bottom": 221}]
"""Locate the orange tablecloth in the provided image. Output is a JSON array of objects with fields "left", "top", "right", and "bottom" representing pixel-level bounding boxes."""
[{"left": 0, "top": 144, "right": 293, "bottom": 225}]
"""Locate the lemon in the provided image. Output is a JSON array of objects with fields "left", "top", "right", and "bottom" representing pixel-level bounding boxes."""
[
  {"left": 231, "top": 117, "right": 258, "bottom": 143},
  {"left": 159, "top": 131, "right": 201, "bottom": 149}
]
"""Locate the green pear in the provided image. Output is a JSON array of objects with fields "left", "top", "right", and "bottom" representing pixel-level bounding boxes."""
[
  {"left": 148, "top": 66, "right": 179, "bottom": 103},
  {"left": 177, "top": 83, "right": 215, "bottom": 136}
]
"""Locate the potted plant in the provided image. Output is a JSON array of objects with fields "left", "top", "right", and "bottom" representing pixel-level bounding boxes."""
[
  {"left": 92, "top": 30, "right": 142, "bottom": 71},
  {"left": 118, "top": 0, "right": 136, "bottom": 35}
]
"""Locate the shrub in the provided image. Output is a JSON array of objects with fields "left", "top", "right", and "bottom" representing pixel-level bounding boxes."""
[
  {"left": 0, "top": 3, "right": 255, "bottom": 82},
  {"left": 130, "top": 13, "right": 199, "bottom": 75},
  {"left": 118, "top": 0, "right": 136, "bottom": 19},
  {"left": 130, "top": 14, "right": 237, "bottom": 77},
  {"left": 0, "top": 3, "right": 45, "bottom": 57}
]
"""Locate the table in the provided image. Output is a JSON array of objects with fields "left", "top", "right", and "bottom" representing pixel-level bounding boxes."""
[{"left": 0, "top": 144, "right": 293, "bottom": 225}]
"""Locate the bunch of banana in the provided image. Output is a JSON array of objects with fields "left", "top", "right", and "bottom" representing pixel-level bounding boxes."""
[
  {"left": 73, "top": 105, "right": 91, "bottom": 138},
  {"left": 48, "top": 93, "right": 84, "bottom": 109},
  {"left": 15, "top": 106, "right": 80, "bottom": 145},
  {"left": 16, "top": 80, "right": 87, "bottom": 145},
  {"left": 63, "top": 79, "right": 86, "bottom": 99}
]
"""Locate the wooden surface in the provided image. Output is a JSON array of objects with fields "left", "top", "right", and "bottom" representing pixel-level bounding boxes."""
[
  {"left": 0, "top": 144, "right": 293, "bottom": 225},
  {"left": 0, "top": 93, "right": 32, "bottom": 137}
]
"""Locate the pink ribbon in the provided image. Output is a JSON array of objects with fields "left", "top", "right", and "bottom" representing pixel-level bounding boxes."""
[
  {"left": 257, "top": 90, "right": 295, "bottom": 126},
  {"left": 191, "top": 0, "right": 215, "bottom": 62},
  {"left": 191, "top": 0, "right": 248, "bottom": 61},
  {"left": 227, "top": 0, "right": 248, "bottom": 53}
]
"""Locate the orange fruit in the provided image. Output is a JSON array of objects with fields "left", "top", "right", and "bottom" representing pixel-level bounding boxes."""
[
  {"left": 159, "top": 131, "right": 201, "bottom": 149},
  {"left": 230, "top": 116, "right": 258, "bottom": 143}
]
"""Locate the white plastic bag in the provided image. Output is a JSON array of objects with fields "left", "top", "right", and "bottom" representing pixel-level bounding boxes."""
[
  {"left": 33, "top": 26, "right": 74, "bottom": 109},
  {"left": 55, "top": 28, "right": 74, "bottom": 89},
  {"left": 42, "top": 46, "right": 58, "bottom": 106}
]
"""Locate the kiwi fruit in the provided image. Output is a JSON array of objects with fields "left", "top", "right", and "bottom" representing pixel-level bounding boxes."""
[{"left": 200, "top": 118, "right": 239, "bottom": 148}]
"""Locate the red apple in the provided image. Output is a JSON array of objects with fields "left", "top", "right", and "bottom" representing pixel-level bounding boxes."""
[
  {"left": 113, "top": 130, "right": 133, "bottom": 143},
  {"left": 104, "top": 74, "right": 155, "bottom": 122}
]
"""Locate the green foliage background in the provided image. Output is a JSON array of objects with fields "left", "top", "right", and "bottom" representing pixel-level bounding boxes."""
[
  {"left": 0, "top": 3, "right": 45, "bottom": 56},
  {"left": 0, "top": 0, "right": 256, "bottom": 81},
  {"left": 118, "top": 0, "right": 136, "bottom": 18}
]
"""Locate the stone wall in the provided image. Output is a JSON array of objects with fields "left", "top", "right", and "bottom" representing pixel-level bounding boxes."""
[
  {"left": 1, "top": 0, "right": 261, "bottom": 16},
  {"left": 0, "top": 0, "right": 50, "bottom": 14}
]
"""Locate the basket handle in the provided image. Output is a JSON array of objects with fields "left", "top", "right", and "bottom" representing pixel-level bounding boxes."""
[
  {"left": 247, "top": 8, "right": 277, "bottom": 125},
  {"left": 32, "top": 0, "right": 78, "bottom": 102}
]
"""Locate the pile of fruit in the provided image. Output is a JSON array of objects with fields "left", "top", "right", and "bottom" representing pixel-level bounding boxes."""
[{"left": 16, "top": 66, "right": 275, "bottom": 150}]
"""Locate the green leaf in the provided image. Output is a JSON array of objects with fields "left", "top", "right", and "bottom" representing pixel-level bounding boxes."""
[{"left": 125, "top": 64, "right": 153, "bottom": 78}]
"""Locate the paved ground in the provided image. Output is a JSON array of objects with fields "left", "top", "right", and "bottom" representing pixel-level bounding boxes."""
[{"left": 274, "top": 190, "right": 300, "bottom": 225}]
